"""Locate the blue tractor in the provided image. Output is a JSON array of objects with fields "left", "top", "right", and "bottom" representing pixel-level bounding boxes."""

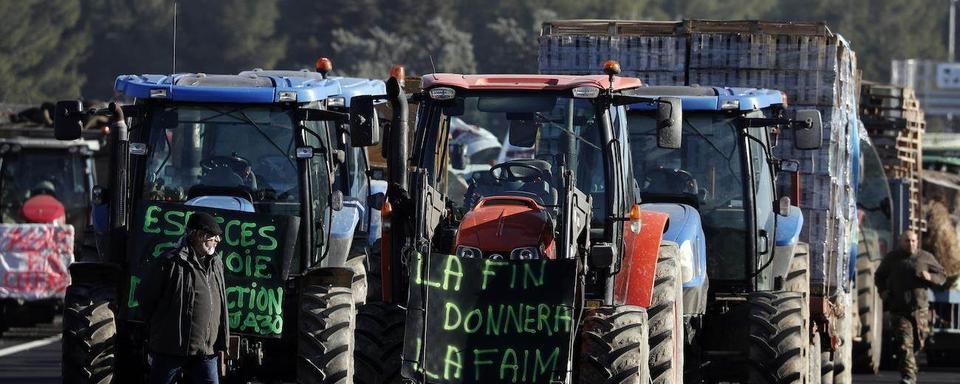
[
  {"left": 625, "top": 86, "right": 825, "bottom": 383},
  {"left": 53, "top": 66, "right": 385, "bottom": 383}
]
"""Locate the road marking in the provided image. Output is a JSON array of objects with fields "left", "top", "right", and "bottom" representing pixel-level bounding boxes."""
[{"left": 0, "top": 334, "right": 61, "bottom": 358}]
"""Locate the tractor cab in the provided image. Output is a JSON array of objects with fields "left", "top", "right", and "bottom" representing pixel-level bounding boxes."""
[
  {"left": 353, "top": 65, "right": 693, "bottom": 383},
  {"left": 627, "top": 86, "right": 822, "bottom": 293},
  {"left": 0, "top": 138, "right": 97, "bottom": 228},
  {"left": 53, "top": 67, "right": 386, "bottom": 382}
]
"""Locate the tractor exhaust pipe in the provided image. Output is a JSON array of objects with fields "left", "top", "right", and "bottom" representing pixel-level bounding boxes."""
[{"left": 385, "top": 68, "right": 409, "bottom": 196}]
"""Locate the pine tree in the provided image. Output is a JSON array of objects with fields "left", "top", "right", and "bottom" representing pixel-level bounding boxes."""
[{"left": 0, "top": 0, "right": 88, "bottom": 103}]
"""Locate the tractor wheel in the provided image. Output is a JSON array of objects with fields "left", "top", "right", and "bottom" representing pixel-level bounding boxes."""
[
  {"left": 832, "top": 303, "right": 852, "bottom": 384},
  {"left": 345, "top": 242, "right": 369, "bottom": 306},
  {"left": 821, "top": 348, "right": 834, "bottom": 384},
  {"left": 578, "top": 305, "right": 650, "bottom": 384},
  {"left": 809, "top": 327, "right": 822, "bottom": 384},
  {"left": 297, "top": 285, "right": 355, "bottom": 384},
  {"left": 747, "top": 291, "right": 807, "bottom": 384},
  {"left": 62, "top": 283, "right": 117, "bottom": 384},
  {"left": 354, "top": 302, "right": 405, "bottom": 384},
  {"left": 648, "top": 243, "right": 684, "bottom": 384},
  {"left": 852, "top": 252, "right": 882, "bottom": 374},
  {"left": 782, "top": 243, "right": 815, "bottom": 384},
  {"left": 783, "top": 243, "right": 810, "bottom": 295},
  {"left": 365, "top": 239, "right": 382, "bottom": 303}
]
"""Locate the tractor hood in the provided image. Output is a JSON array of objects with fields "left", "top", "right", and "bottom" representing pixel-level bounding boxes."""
[
  {"left": 642, "top": 202, "right": 699, "bottom": 244},
  {"left": 456, "top": 196, "right": 554, "bottom": 257}
]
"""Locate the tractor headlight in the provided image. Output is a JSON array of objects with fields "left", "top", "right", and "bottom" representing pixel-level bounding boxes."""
[
  {"left": 678, "top": 241, "right": 695, "bottom": 283},
  {"left": 456, "top": 246, "right": 482, "bottom": 259},
  {"left": 510, "top": 247, "right": 540, "bottom": 260}
]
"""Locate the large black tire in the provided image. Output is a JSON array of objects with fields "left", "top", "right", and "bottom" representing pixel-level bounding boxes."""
[
  {"left": 783, "top": 243, "right": 810, "bottom": 295},
  {"left": 297, "top": 285, "right": 355, "bottom": 384},
  {"left": 345, "top": 242, "right": 369, "bottom": 306},
  {"left": 62, "top": 283, "right": 117, "bottom": 384},
  {"left": 852, "top": 252, "right": 882, "bottom": 374},
  {"left": 809, "top": 327, "right": 822, "bottom": 384},
  {"left": 832, "top": 300, "right": 852, "bottom": 384},
  {"left": 747, "top": 291, "right": 808, "bottom": 384},
  {"left": 354, "top": 302, "right": 405, "bottom": 384},
  {"left": 820, "top": 348, "right": 834, "bottom": 384},
  {"left": 782, "top": 244, "right": 813, "bottom": 384},
  {"left": 648, "top": 243, "right": 683, "bottom": 384},
  {"left": 578, "top": 305, "right": 650, "bottom": 384},
  {"left": 365, "top": 240, "right": 382, "bottom": 303}
]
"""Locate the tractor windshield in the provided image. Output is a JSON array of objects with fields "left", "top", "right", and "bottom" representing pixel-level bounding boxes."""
[
  {"left": 628, "top": 112, "right": 752, "bottom": 280},
  {"left": 141, "top": 104, "right": 313, "bottom": 217},
  {"left": 421, "top": 92, "right": 607, "bottom": 223},
  {"left": 0, "top": 148, "right": 91, "bottom": 224}
]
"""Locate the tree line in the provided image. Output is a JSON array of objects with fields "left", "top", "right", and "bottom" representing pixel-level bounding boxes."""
[{"left": 0, "top": 0, "right": 951, "bottom": 103}]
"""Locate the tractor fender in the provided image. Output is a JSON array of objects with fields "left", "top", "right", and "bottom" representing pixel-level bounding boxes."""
[
  {"left": 614, "top": 210, "right": 669, "bottom": 308},
  {"left": 642, "top": 202, "right": 708, "bottom": 315},
  {"left": 641, "top": 203, "right": 706, "bottom": 288},
  {"left": 771, "top": 205, "right": 803, "bottom": 285},
  {"left": 68, "top": 262, "right": 123, "bottom": 286},
  {"left": 301, "top": 266, "right": 355, "bottom": 289}
]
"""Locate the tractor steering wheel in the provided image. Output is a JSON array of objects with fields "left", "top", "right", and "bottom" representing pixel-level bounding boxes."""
[
  {"left": 641, "top": 168, "right": 698, "bottom": 196},
  {"left": 200, "top": 155, "right": 257, "bottom": 189}
]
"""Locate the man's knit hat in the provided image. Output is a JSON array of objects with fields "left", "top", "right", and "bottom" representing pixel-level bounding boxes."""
[{"left": 187, "top": 212, "right": 222, "bottom": 236}]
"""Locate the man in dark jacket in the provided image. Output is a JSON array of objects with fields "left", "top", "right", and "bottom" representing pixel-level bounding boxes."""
[
  {"left": 876, "top": 230, "right": 947, "bottom": 384},
  {"left": 141, "top": 212, "right": 229, "bottom": 384}
]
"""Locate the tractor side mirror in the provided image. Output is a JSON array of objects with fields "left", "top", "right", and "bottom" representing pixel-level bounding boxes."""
[
  {"left": 156, "top": 109, "right": 180, "bottom": 129},
  {"left": 92, "top": 185, "right": 108, "bottom": 205},
  {"left": 54, "top": 100, "right": 84, "bottom": 141},
  {"left": 349, "top": 95, "right": 380, "bottom": 147},
  {"left": 508, "top": 120, "right": 539, "bottom": 148},
  {"left": 450, "top": 143, "right": 467, "bottom": 170},
  {"left": 656, "top": 97, "right": 682, "bottom": 149},
  {"left": 794, "top": 109, "right": 822, "bottom": 150},
  {"left": 367, "top": 192, "right": 385, "bottom": 210}
]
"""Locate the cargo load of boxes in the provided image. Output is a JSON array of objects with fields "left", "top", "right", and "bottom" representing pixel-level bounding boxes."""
[
  {"left": 860, "top": 82, "right": 925, "bottom": 234},
  {"left": 539, "top": 18, "right": 860, "bottom": 299}
]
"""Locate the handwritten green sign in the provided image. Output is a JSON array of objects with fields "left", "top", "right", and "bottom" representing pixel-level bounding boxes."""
[
  {"left": 401, "top": 253, "right": 577, "bottom": 383},
  {"left": 127, "top": 202, "right": 299, "bottom": 338}
]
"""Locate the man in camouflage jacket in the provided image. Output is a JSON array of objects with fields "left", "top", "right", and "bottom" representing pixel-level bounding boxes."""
[{"left": 876, "top": 230, "right": 947, "bottom": 384}]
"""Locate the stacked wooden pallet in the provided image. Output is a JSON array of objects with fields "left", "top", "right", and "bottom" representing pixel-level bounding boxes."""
[
  {"left": 860, "top": 82, "right": 925, "bottom": 234},
  {"left": 539, "top": 19, "right": 860, "bottom": 293}
]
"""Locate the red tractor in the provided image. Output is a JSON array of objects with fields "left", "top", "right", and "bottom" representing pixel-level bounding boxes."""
[{"left": 347, "top": 63, "right": 689, "bottom": 383}]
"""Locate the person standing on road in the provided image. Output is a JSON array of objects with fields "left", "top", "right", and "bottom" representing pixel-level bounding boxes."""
[
  {"left": 140, "top": 212, "right": 229, "bottom": 384},
  {"left": 876, "top": 230, "right": 947, "bottom": 384}
]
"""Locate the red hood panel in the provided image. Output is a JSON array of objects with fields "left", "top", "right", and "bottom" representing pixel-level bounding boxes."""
[
  {"left": 21, "top": 195, "right": 65, "bottom": 224},
  {"left": 456, "top": 196, "right": 553, "bottom": 251}
]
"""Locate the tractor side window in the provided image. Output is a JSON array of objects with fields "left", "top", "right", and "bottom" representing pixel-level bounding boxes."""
[
  {"left": 747, "top": 127, "right": 776, "bottom": 258},
  {"left": 304, "top": 120, "right": 332, "bottom": 219}
]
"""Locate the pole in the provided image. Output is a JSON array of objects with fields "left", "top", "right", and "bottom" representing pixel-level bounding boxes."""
[{"left": 951, "top": 0, "right": 957, "bottom": 62}]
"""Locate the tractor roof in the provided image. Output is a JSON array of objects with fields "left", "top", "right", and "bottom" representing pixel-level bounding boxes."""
[
  {"left": 420, "top": 74, "right": 643, "bottom": 92},
  {"left": 115, "top": 72, "right": 385, "bottom": 104},
  {"left": 627, "top": 86, "right": 786, "bottom": 112}
]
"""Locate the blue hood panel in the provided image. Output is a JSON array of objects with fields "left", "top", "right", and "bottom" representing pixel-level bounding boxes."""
[{"left": 642, "top": 202, "right": 707, "bottom": 289}]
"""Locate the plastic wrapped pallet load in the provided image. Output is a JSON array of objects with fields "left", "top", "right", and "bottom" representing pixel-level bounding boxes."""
[{"left": 539, "top": 19, "right": 860, "bottom": 295}]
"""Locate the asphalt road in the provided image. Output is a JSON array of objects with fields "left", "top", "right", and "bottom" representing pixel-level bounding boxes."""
[
  {"left": 0, "top": 320, "right": 957, "bottom": 383},
  {"left": 0, "top": 317, "right": 62, "bottom": 384}
]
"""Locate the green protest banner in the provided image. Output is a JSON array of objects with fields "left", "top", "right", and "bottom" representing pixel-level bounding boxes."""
[
  {"left": 126, "top": 202, "right": 299, "bottom": 338},
  {"left": 401, "top": 253, "right": 577, "bottom": 383}
]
